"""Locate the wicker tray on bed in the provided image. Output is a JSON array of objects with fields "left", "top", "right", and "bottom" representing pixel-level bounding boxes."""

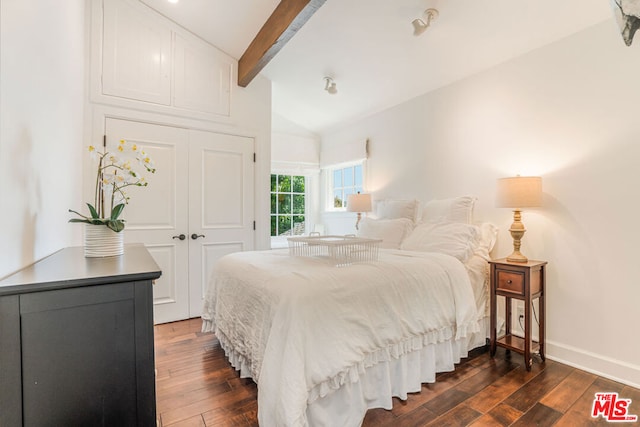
[{"left": 287, "top": 235, "right": 382, "bottom": 266}]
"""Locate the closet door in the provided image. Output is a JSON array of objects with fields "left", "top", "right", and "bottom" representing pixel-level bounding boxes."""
[
  {"left": 105, "top": 118, "right": 190, "bottom": 324},
  {"left": 104, "top": 119, "right": 255, "bottom": 323},
  {"left": 188, "top": 130, "right": 255, "bottom": 316}
]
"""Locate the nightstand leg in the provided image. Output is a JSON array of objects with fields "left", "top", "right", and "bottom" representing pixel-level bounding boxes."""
[
  {"left": 489, "top": 307, "right": 496, "bottom": 356},
  {"left": 489, "top": 267, "right": 497, "bottom": 357},
  {"left": 539, "top": 266, "right": 546, "bottom": 361},
  {"left": 505, "top": 296, "right": 512, "bottom": 337},
  {"left": 524, "top": 294, "right": 531, "bottom": 371}
]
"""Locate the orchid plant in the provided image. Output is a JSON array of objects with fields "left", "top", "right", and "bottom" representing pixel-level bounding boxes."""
[{"left": 69, "top": 139, "right": 156, "bottom": 232}]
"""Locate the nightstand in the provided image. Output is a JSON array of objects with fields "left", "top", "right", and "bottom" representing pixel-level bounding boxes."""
[{"left": 489, "top": 258, "right": 547, "bottom": 371}]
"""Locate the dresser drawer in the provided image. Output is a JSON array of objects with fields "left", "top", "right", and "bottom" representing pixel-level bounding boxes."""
[{"left": 496, "top": 270, "right": 524, "bottom": 295}]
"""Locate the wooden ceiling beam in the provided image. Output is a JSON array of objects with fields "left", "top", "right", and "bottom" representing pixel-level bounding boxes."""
[{"left": 238, "top": 0, "right": 326, "bottom": 87}]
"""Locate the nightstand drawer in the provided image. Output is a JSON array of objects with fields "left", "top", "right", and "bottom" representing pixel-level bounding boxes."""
[{"left": 496, "top": 270, "right": 524, "bottom": 295}]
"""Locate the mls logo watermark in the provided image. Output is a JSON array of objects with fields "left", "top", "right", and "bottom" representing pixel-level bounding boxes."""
[{"left": 592, "top": 392, "right": 638, "bottom": 422}]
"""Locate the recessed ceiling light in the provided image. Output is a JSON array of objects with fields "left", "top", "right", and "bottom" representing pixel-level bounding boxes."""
[{"left": 168, "top": 0, "right": 179, "bottom": 4}]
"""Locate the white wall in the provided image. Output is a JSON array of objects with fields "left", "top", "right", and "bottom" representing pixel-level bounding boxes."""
[
  {"left": 0, "top": 0, "right": 85, "bottom": 279},
  {"left": 321, "top": 21, "right": 640, "bottom": 387}
]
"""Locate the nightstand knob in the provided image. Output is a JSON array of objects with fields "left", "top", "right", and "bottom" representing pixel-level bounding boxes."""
[{"left": 507, "top": 279, "right": 513, "bottom": 284}]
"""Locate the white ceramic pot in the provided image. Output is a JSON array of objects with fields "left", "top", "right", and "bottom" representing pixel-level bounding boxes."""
[{"left": 84, "top": 223, "right": 124, "bottom": 257}]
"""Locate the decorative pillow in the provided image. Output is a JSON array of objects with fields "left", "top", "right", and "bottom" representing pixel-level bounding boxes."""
[
  {"left": 420, "top": 196, "right": 476, "bottom": 224},
  {"left": 374, "top": 199, "right": 419, "bottom": 222},
  {"left": 400, "top": 222, "right": 480, "bottom": 262},
  {"left": 357, "top": 217, "right": 414, "bottom": 249}
]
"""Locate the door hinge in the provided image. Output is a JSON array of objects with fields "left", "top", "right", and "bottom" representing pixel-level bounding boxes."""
[
  {"left": 253, "top": 152, "right": 256, "bottom": 163},
  {"left": 253, "top": 221, "right": 256, "bottom": 230},
  {"left": 103, "top": 134, "right": 107, "bottom": 148}
]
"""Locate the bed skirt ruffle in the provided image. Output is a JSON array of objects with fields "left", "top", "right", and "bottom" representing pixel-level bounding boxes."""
[
  {"left": 304, "top": 316, "right": 489, "bottom": 426},
  {"left": 202, "top": 316, "right": 489, "bottom": 427}
]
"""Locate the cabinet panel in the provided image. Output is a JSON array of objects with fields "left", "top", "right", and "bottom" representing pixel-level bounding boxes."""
[
  {"left": 103, "top": 0, "right": 172, "bottom": 105},
  {"left": 21, "top": 285, "right": 137, "bottom": 426},
  {"left": 0, "top": 296, "right": 21, "bottom": 426},
  {"left": 174, "top": 34, "right": 232, "bottom": 116}
]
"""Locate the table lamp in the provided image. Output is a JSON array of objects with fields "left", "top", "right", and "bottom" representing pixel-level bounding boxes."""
[
  {"left": 346, "top": 192, "right": 372, "bottom": 230},
  {"left": 496, "top": 176, "right": 542, "bottom": 263}
]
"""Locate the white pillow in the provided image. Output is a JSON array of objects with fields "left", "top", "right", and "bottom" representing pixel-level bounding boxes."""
[
  {"left": 400, "top": 222, "right": 480, "bottom": 262},
  {"left": 420, "top": 196, "right": 476, "bottom": 224},
  {"left": 357, "top": 217, "right": 414, "bottom": 249},
  {"left": 475, "top": 222, "right": 498, "bottom": 260},
  {"left": 374, "top": 199, "right": 419, "bottom": 222}
]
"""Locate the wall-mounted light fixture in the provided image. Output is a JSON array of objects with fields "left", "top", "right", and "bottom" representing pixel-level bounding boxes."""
[
  {"left": 324, "top": 76, "right": 337, "bottom": 94},
  {"left": 412, "top": 8, "right": 439, "bottom": 36}
]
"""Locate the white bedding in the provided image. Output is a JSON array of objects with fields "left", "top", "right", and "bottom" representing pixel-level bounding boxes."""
[{"left": 202, "top": 248, "right": 487, "bottom": 427}]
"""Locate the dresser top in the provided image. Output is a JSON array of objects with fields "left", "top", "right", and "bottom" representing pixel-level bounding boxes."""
[{"left": 0, "top": 244, "right": 162, "bottom": 296}]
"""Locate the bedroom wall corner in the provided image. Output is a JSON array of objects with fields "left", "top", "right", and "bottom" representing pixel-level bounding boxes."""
[{"left": 0, "top": 0, "right": 86, "bottom": 279}]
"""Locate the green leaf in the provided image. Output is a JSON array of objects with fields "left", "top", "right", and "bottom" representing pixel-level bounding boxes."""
[
  {"left": 86, "top": 203, "right": 99, "bottom": 219},
  {"left": 68, "top": 218, "right": 91, "bottom": 224},
  {"left": 68, "top": 209, "right": 91, "bottom": 221},
  {"left": 110, "top": 203, "right": 125, "bottom": 220},
  {"left": 107, "top": 220, "right": 125, "bottom": 232}
]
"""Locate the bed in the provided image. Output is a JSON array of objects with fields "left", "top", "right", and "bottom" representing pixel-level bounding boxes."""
[{"left": 202, "top": 196, "right": 497, "bottom": 427}]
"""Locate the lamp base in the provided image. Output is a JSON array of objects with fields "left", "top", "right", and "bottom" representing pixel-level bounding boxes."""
[
  {"left": 506, "top": 251, "right": 528, "bottom": 263},
  {"left": 507, "top": 209, "right": 529, "bottom": 263}
]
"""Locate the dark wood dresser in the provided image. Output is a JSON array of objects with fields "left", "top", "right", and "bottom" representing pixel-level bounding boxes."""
[{"left": 0, "top": 244, "right": 161, "bottom": 426}]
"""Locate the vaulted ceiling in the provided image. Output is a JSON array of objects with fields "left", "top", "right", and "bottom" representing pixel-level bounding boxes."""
[{"left": 140, "top": 0, "right": 613, "bottom": 134}]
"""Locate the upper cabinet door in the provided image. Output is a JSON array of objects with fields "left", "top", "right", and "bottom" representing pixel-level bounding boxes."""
[
  {"left": 174, "top": 34, "right": 232, "bottom": 117},
  {"left": 102, "top": 0, "right": 172, "bottom": 105}
]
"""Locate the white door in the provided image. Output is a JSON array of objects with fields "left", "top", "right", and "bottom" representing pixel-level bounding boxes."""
[
  {"left": 105, "top": 118, "right": 254, "bottom": 324},
  {"left": 188, "top": 130, "right": 255, "bottom": 315}
]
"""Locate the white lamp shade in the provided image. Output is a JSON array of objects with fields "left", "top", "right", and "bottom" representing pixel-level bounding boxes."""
[
  {"left": 346, "top": 193, "right": 372, "bottom": 212},
  {"left": 496, "top": 176, "right": 542, "bottom": 208}
]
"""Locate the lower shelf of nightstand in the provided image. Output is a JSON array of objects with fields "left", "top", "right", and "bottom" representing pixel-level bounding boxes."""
[{"left": 496, "top": 334, "right": 540, "bottom": 354}]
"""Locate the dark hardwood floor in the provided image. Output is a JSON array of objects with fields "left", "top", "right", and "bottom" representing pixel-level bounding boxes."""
[{"left": 155, "top": 318, "right": 639, "bottom": 426}]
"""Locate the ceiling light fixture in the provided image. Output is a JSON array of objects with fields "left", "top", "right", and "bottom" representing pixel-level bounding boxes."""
[
  {"left": 167, "top": 0, "right": 179, "bottom": 4},
  {"left": 412, "top": 8, "right": 439, "bottom": 36},
  {"left": 323, "top": 76, "right": 337, "bottom": 94}
]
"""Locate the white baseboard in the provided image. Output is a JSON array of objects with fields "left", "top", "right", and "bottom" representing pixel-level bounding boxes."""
[{"left": 546, "top": 340, "right": 640, "bottom": 389}]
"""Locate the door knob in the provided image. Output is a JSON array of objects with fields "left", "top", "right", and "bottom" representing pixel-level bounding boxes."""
[
  {"left": 191, "top": 233, "right": 205, "bottom": 240},
  {"left": 172, "top": 234, "right": 186, "bottom": 240}
]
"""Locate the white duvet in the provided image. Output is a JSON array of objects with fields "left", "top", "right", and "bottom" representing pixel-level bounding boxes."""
[{"left": 202, "top": 249, "right": 480, "bottom": 427}]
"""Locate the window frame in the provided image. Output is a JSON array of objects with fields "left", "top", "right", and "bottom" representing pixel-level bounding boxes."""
[
  {"left": 270, "top": 174, "right": 307, "bottom": 239},
  {"left": 325, "top": 161, "right": 364, "bottom": 212}
]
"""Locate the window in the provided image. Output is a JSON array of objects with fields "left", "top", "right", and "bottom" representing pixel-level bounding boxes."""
[
  {"left": 271, "top": 174, "right": 306, "bottom": 236},
  {"left": 330, "top": 164, "right": 363, "bottom": 209}
]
